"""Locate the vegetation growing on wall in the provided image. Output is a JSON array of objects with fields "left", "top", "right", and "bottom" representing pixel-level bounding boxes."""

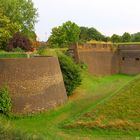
[
  {"left": 0, "top": 87, "right": 11, "bottom": 114},
  {"left": 58, "top": 53, "right": 82, "bottom": 96}
]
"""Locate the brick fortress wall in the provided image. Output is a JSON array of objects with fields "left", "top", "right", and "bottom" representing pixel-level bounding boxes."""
[
  {"left": 69, "top": 43, "right": 140, "bottom": 75},
  {"left": 0, "top": 57, "right": 67, "bottom": 114}
]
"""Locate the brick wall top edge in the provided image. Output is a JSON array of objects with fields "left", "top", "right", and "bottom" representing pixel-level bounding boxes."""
[{"left": 0, "top": 56, "right": 57, "bottom": 60}]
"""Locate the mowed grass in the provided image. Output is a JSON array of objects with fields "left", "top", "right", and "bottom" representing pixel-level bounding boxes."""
[
  {"left": 66, "top": 74, "right": 140, "bottom": 137},
  {"left": 0, "top": 72, "right": 137, "bottom": 139},
  {"left": 0, "top": 50, "right": 27, "bottom": 58}
]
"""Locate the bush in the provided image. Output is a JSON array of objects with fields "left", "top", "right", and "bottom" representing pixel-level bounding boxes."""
[
  {"left": 58, "top": 53, "right": 82, "bottom": 96},
  {"left": 7, "top": 32, "right": 34, "bottom": 52},
  {"left": 12, "top": 47, "right": 25, "bottom": 52},
  {"left": 0, "top": 87, "right": 12, "bottom": 114}
]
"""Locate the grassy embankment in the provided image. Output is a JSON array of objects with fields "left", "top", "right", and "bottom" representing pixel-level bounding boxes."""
[
  {"left": 65, "top": 74, "right": 140, "bottom": 137},
  {"left": 0, "top": 71, "right": 138, "bottom": 140}
]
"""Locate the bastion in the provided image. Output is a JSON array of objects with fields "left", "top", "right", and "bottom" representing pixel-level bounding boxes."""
[
  {"left": 0, "top": 57, "right": 67, "bottom": 114},
  {"left": 69, "top": 43, "right": 140, "bottom": 75}
]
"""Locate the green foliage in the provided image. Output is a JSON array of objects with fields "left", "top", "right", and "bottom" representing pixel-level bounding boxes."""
[
  {"left": 12, "top": 47, "right": 25, "bottom": 52},
  {"left": 111, "top": 34, "right": 121, "bottom": 43},
  {"left": 131, "top": 32, "right": 140, "bottom": 42},
  {"left": 58, "top": 53, "right": 82, "bottom": 96},
  {"left": 48, "top": 21, "right": 80, "bottom": 48},
  {"left": 79, "top": 26, "right": 105, "bottom": 42},
  {"left": 111, "top": 32, "right": 140, "bottom": 43},
  {"left": 121, "top": 32, "right": 131, "bottom": 42},
  {"left": 0, "top": 87, "right": 12, "bottom": 114},
  {"left": 0, "top": 14, "right": 20, "bottom": 50},
  {"left": 0, "top": 0, "right": 38, "bottom": 40}
]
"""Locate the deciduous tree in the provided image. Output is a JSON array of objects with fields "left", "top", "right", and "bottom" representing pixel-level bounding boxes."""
[
  {"left": 121, "top": 32, "right": 131, "bottom": 42},
  {"left": 48, "top": 21, "right": 80, "bottom": 48},
  {"left": 0, "top": 0, "right": 38, "bottom": 40},
  {"left": 111, "top": 34, "right": 121, "bottom": 43},
  {"left": 0, "top": 13, "right": 20, "bottom": 49}
]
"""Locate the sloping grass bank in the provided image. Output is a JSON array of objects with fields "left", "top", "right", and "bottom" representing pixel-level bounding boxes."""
[
  {"left": 0, "top": 72, "right": 136, "bottom": 139},
  {"left": 65, "top": 74, "right": 140, "bottom": 137}
]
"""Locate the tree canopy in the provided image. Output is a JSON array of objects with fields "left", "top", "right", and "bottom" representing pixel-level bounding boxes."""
[
  {"left": 121, "top": 32, "right": 131, "bottom": 42},
  {"left": 0, "top": 13, "right": 20, "bottom": 49},
  {"left": 0, "top": 0, "right": 38, "bottom": 40},
  {"left": 131, "top": 32, "right": 140, "bottom": 42},
  {"left": 111, "top": 34, "right": 121, "bottom": 43},
  {"left": 48, "top": 21, "right": 80, "bottom": 48},
  {"left": 79, "top": 27, "right": 105, "bottom": 42}
]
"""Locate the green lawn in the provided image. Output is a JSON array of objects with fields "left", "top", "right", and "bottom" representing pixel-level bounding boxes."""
[
  {"left": 0, "top": 50, "right": 27, "bottom": 58},
  {"left": 0, "top": 72, "right": 138, "bottom": 140},
  {"left": 65, "top": 74, "right": 140, "bottom": 138}
]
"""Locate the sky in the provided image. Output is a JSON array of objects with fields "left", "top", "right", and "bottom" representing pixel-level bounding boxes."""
[{"left": 33, "top": 0, "right": 140, "bottom": 41}]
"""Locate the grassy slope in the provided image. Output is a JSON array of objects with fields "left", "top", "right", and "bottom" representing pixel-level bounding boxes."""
[
  {"left": 0, "top": 72, "right": 136, "bottom": 139},
  {"left": 66, "top": 75, "right": 140, "bottom": 137}
]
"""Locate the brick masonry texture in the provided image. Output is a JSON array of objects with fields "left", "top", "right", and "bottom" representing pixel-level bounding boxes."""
[
  {"left": 70, "top": 43, "right": 140, "bottom": 75},
  {"left": 0, "top": 57, "right": 67, "bottom": 114}
]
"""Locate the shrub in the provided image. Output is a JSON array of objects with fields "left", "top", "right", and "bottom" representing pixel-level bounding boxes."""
[
  {"left": 7, "top": 32, "right": 34, "bottom": 52},
  {"left": 58, "top": 53, "right": 82, "bottom": 96},
  {"left": 12, "top": 47, "right": 25, "bottom": 52},
  {"left": 0, "top": 87, "right": 12, "bottom": 114}
]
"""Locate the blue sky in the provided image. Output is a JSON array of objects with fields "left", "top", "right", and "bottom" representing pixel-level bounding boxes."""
[{"left": 33, "top": 0, "right": 140, "bottom": 41}]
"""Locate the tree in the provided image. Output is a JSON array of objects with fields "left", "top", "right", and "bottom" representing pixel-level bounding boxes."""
[
  {"left": 121, "top": 32, "right": 131, "bottom": 42},
  {"left": 48, "top": 26, "right": 67, "bottom": 48},
  {"left": 79, "top": 27, "right": 105, "bottom": 42},
  {"left": 0, "top": 0, "right": 38, "bottom": 40},
  {"left": 87, "top": 27, "right": 105, "bottom": 41},
  {"left": 102, "top": 36, "right": 111, "bottom": 42},
  {"left": 0, "top": 13, "right": 20, "bottom": 49},
  {"left": 131, "top": 32, "right": 140, "bottom": 42},
  {"left": 48, "top": 21, "right": 80, "bottom": 48},
  {"left": 79, "top": 27, "right": 89, "bottom": 41},
  {"left": 111, "top": 34, "right": 121, "bottom": 43},
  {"left": 62, "top": 21, "right": 80, "bottom": 44}
]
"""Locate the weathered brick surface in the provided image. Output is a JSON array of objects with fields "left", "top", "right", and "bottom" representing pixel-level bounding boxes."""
[
  {"left": 119, "top": 45, "right": 140, "bottom": 74},
  {"left": 71, "top": 43, "right": 140, "bottom": 75},
  {"left": 0, "top": 57, "right": 67, "bottom": 114}
]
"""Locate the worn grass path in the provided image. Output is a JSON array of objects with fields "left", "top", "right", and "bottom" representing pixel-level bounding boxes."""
[{"left": 0, "top": 72, "right": 136, "bottom": 139}]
